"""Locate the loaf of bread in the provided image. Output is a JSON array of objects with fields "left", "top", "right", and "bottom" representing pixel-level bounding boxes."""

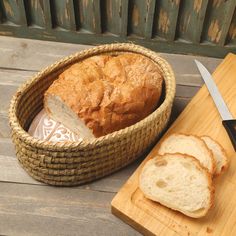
[
  {"left": 139, "top": 153, "right": 214, "bottom": 218},
  {"left": 158, "top": 133, "right": 216, "bottom": 174},
  {"left": 201, "top": 136, "right": 228, "bottom": 176},
  {"left": 44, "top": 53, "right": 163, "bottom": 138}
]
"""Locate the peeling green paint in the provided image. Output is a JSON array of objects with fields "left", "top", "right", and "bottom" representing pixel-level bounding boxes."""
[{"left": 0, "top": 0, "right": 235, "bottom": 57}]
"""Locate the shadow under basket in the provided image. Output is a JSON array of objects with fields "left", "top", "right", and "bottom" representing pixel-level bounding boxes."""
[{"left": 8, "top": 43, "right": 176, "bottom": 186}]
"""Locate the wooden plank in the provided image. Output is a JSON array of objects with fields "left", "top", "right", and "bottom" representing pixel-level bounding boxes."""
[
  {"left": 0, "top": 36, "right": 92, "bottom": 71},
  {"left": 0, "top": 72, "right": 31, "bottom": 117},
  {"left": 0, "top": 112, "right": 10, "bottom": 138},
  {"left": 0, "top": 154, "right": 41, "bottom": 185},
  {"left": 75, "top": 0, "right": 101, "bottom": 33},
  {"left": 0, "top": 138, "right": 16, "bottom": 156},
  {"left": 227, "top": 8, "right": 236, "bottom": 45},
  {"left": 120, "top": 0, "right": 129, "bottom": 37},
  {"left": 128, "top": 0, "right": 142, "bottom": 36},
  {"left": 0, "top": 139, "right": 39, "bottom": 165},
  {"left": 101, "top": 0, "right": 128, "bottom": 36},
  {"left": 144, "top": 0, "right": 156, "bottom": 39},
  {"left": 101, "top": 0, "right": 118, "bottom": 34},
  {"left": 91, "top": 0, "right": 101, "bottom": 33},
  {"left": 0, "top": 69, "right": 35, "bottom": 84},
  {"left": 50, "top": 0, "right": 76, "bottom": 30},
  {"left": 1, "top": 0, "right": 27, "bottom": 25},
  {"left": 160, "top": 52, "right": 222, "bottom": 76},
  {"left": 0, "top": 36, "right": 222, "bottom": 71},
  {"left": 0, "top": 182, "right": 140, "bottom": 236},
  {"left": 112, "top": 53, "right": 236, "bottom": 236},
  {"left": 42, "top": 0, "right": 53, "bottom": 29},
  {"left": 24, "top": 0, "right": 53, "bottom": 28},
  {"left": 176, "top": 84, "right": 201, "bottom": 98},
  {"left": 176, "top": 0, "right": 209, "bottom": 43},
  {"left": 0, "top": 24, "right": 235, "bottom": 57},
  {"left": 0, "top": 1, "right": 5, "bottom": 23},
  {"left": 128, "top": 0, "right": 156, "bottom": 38},
  {"left": 119, "top": 0, "right": 129, "bottom": 38},
  {"left": 0, "top": 69, "right": 34, "bottom": 113},
  {"left": 0, "top": 83, "right": 19, "bottom": 112},
  {"left": 18, "top": 0, "right": 27, "bottom": 26},
  {"left": 153, "top": 0, "right": 180, "bottom": 41},
  {"left": 202, "top": 0, "right": 236, "bottom": 45}
]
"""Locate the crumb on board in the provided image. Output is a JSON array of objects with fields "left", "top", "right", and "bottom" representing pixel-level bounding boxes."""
[{"left": 206, "top": 227, "right": 213, "bottom": 233}]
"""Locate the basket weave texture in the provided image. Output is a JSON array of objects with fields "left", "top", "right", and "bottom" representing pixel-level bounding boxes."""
[{"left": 9, "top": 43, "right": 176, "bottom": 186}]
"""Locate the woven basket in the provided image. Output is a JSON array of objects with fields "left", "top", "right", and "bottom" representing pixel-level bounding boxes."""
[{"left": 9, "top": 43, "right": 176, "bottom": 186}]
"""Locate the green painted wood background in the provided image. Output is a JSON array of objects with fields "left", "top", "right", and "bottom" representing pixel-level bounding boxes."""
[{"left": 0, "top": 0, "right": 235, "bottom": 58}]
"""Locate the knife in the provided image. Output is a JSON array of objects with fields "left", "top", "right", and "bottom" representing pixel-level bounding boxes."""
[{"left": 195, "top": 60, "right": 236, "bottom": 151}]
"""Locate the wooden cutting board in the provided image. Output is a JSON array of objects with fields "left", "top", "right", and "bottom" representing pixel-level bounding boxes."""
[{"left": 111, "top": 53, "right": 236, "bottom": 236}]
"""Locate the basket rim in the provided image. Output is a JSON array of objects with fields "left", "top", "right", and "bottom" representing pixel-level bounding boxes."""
[{"left": 9, "top": 43, "right": 176, "bottom": 150}]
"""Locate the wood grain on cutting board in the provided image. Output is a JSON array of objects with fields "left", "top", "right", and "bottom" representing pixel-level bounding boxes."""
[{"left": 111, "top": 53, "right": 236, "bottom": 236}]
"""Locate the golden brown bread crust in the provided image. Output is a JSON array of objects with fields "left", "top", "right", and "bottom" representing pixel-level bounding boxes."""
[
  {"left": 201, "top": 135, "right": 229, "bottom": 176},
  {"left": 45, "top": 53, "right": 163, "bottom": 137},
  {"left": 158, "top": 133, "right": 216, "bottom": 174}
]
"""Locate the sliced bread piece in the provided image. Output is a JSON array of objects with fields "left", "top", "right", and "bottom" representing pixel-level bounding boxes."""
[
  {"left": 139, "top": 153, "right": 214, "bottom": 218},
  {"left": 201, "top": 136, "right": 228, "bottom": 176},
  {"left": 158, "top": 133, "right": 215, "bottom": 174}
]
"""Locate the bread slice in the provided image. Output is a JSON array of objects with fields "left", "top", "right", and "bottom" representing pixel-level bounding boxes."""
[
  {"left": 158, "top": 134, "right": 215, "bottom": 174},
  {"left": 139, "top": 153, "right": 214, "bottom": 218},
  {"left": 201, "top": 136, "right": 228, "bottom": 176},
  {"left": 45, "top": 95, "right": 95, "bottom": 139}
]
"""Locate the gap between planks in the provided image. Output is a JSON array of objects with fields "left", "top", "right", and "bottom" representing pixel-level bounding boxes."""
[{"left": 0, "top": 66, "right": 37, "bottom": 72}]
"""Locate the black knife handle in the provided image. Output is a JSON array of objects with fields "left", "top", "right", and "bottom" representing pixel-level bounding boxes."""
[{"left": 222, "top": 120, "right": 236, "bottom": 151}]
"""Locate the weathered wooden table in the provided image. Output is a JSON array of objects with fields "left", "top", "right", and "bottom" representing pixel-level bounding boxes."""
[{"left": 0, "top": 36, "right": 222, "bottom": 236}]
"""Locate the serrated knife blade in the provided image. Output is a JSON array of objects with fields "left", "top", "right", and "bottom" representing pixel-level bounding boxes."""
[
  {"left": 195, "top": 60, "right": 233, "bottom": 120},
  {"left": 194, "top": 60, "right": 236, "bottom": 151}
]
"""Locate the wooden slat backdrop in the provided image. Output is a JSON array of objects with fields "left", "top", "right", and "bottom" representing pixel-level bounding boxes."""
[
  {"left": 153, "top": 0, "right": 180, "bottom": 41},
  {"left": 176, "top": 0, "right": 209, "bottom": 43},
  {"left": 228, "top": 8, "right": 236, "bottom": 45},
  {"left": 0, "top": 0, "right": 235, "bottom": 57},
  {"left": 202, "top": 0, "right": 236, "bottom": 46}
]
